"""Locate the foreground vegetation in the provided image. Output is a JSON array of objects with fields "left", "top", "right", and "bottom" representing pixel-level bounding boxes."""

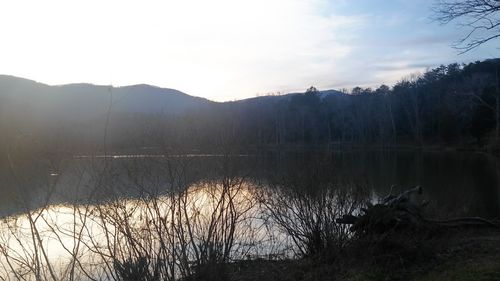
[
  {"left": 0, "top": 154, "right": 498, "bottom": 281},
  {"left": 223, "top": 229, "right": 500, "bottom": 281},
  {"left": 226, "top": 185, "right": 500, "bottom": 281}
]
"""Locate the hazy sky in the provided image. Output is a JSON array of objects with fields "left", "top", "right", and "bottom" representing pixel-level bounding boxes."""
[{"left": 0, "top": 0, "right": 497, "bottom": 101}]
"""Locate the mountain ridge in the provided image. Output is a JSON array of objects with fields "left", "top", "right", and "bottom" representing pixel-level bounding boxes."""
[{"left": 0, "top": 74, "right": 344, "bottom": 105}]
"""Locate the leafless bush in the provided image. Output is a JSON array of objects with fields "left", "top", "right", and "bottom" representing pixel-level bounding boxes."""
[
  {"left": 77, "top": 157, "right": 259, "bottom": 281},
  {"left": 259, "top": 183, "right": 366, "bottom": 259},
  {"left": 0, "top": 153, "right": 263, "bottom": 281},
  {"left": 0, "top": 149, "right": 370, "bottom": 280}
]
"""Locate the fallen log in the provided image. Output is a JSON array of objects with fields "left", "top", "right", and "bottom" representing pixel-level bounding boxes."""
[{"left": 336, "top": 186, "right": 499, "bottom": 235}]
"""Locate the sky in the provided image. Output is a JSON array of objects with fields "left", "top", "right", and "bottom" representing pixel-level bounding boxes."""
[{"left": 0, "top": 0, "right": 498, "bottom": 101}]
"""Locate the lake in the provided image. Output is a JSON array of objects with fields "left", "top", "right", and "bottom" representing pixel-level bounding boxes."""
[{"left": 0, "top": 150, "right": 499, "bottom": 280}]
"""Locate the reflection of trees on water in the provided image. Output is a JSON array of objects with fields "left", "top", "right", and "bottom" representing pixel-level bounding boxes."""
[
  {"left": 1, "top": 150, "right": 500, "bottom": 219},
  {"left": 0, "top": 160, "right": 263, "bottom": 280},
  {"left": 0, "top": 151, "right": 500, "bottom": 279}
]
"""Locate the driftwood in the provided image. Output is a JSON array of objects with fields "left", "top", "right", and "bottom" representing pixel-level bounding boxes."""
[{"left": 336, "top": 186, "right": 500, "bottom": 235}]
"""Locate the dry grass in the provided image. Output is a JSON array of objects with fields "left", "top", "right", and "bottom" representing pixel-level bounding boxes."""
[{"left": 221, "top": 229, "right": 500, "bottom": 281}]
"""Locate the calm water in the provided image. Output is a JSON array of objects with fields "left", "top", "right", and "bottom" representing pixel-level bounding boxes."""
[
  {"left": 2, "top": 150, "right": 500, "bottom": 218},
  {"left": 1, "top": 150, "right": 499, "bottom": 280}
]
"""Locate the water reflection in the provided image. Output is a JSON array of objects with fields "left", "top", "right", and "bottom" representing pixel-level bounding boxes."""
[
  {"left": 0, "top": 150, "right": 499, "bottom": 279},
  {"left": 2, "top": 151, "right": 500, "bottom": 218},
  {"left": 0, "top": 180, "right": 293, "bottom": 280}
]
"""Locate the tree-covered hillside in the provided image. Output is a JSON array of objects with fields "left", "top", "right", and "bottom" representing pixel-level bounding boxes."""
[
  {"left": 146, "top": 59, "right": 500, "bottom": 150},
  {"left": 2, "top": 59, "right": 500, "bottom": 153}
]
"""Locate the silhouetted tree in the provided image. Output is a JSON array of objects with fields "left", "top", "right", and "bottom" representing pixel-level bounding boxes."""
[{"left": 433, "top": 0, "right": 500, "bottom": 52}]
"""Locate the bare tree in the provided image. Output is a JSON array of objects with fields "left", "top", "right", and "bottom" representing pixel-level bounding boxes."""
[{"left": 433, "top": 0, "right": 500, "bottom": 52}]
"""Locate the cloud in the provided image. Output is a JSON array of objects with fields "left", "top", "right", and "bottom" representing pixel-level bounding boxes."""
[
  {"left": 399, "top": 33, "right": 459, "bottom": 46},
  {"left": 0, "top": 0, "right": 366, "bottom": 101},
  {"left": 0, "top": 0, "right": 494, "bottom": 100}
]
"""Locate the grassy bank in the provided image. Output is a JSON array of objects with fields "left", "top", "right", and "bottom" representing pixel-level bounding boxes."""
[{"left": 218, "top": 229, "right": 500, "bottom": 281}]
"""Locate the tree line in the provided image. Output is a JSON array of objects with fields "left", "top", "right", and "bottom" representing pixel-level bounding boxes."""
[
  {"left": 2, "top": 59, "right": 500, "bottom": 155},
  {"left": 135, "top": 59, "right": 500, "bottom": 151}
]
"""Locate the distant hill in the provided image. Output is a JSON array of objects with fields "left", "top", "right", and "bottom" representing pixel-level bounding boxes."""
[
  {"left": 232, "top": 89, "right": 345, "bottom": 105},
  {"left": 0, "top": 75, "right": 219, "bottom": 146},
  {"left": 0, "top": 75, "right": 347, "bottom": 149},
  {"left": 0, "top": 75, "right": 344, "bottom": 122},
  {"left": 3, "top": 59, "right": 500, "bottom": 152},
  {"left": 0, "top": 75, "right": 214, "bottom": 121}
]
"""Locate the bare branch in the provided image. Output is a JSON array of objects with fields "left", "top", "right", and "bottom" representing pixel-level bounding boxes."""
[{"left": 432, "top": 0, "right": 500, "bottom": 52}]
